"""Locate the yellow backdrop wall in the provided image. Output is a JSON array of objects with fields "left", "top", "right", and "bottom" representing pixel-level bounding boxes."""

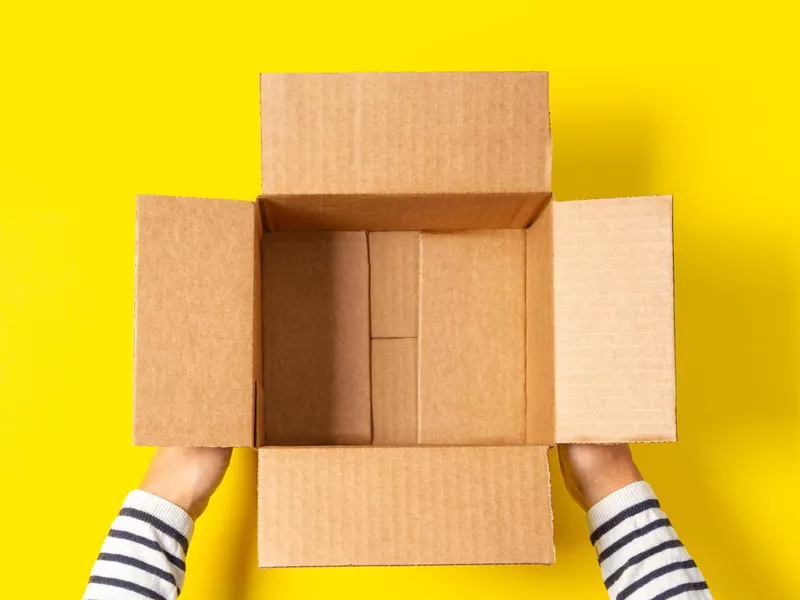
[{"left": 1, "top": 1, "right": 797, "bottom": 598}]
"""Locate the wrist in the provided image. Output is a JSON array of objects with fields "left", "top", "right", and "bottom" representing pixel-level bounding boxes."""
[
  {"left": 139, "top": 448, "right": 231, "bottom": 521},
  {"left": 581, "top": 458, "right": 643, "bottom": 509},
  {"left": 140, "top": 479, "right": 203, "bottom": 520},
  {"left": 559, "top": 444, "right": 643, "bottom": 511}
]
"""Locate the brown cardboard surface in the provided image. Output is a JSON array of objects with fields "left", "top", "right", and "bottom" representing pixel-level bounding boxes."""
[
  {"left": 369, "top": 232, "right": 419, "bottom": 338},
  {"left": 418, "top": 231, "right": 526, "bottom": 445},
  {"left": 371, "top": 339, "right": 418, "bottom": 445},
  {"left": 258, "top": 446, "right": 553, "bottom": 567},
  {"left": 258, "top": 192, "right": 550, "bottom": 232},
  {"left": 133, "top": 195, "right": 257, "bottom": 447},
  {"left": 552, "top": 197, "right": 676, "bottom": 442},
  {"left": 526, "top": 201, "right": 556, "bottom": 444},
  {"left": 253, "top": 202, "right": 264, "bottom": 446},
  {"left": 261, "top": 232, "right": 372, "bottom": 445},
  {"left": 260, "top": 72, "right": 550, "bottom": 196}
]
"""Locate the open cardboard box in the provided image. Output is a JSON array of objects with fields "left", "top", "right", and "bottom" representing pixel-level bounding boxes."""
[{"left": 133, "top": 73, "right": 676, "bottom": 567}]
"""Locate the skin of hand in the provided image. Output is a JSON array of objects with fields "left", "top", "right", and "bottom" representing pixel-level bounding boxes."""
[
  {"left": 558, "top": 444, "right": 643, "bottom": 511},
  {"left": 140, "top": 447, "right": 233, "bottom": 521}
]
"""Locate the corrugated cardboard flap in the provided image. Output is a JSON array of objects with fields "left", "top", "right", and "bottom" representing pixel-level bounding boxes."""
[
  {"left": 526, "top": 196, "right": 676, "bottom": 443},
  {"left": 258, "top": 446, "right": 553, "bottom": 567},
  {"left": 259, "top": 71, "right": 552, "bottom": 232},
  {"left": 261, "top": 72, "right": 551, "bottom": 196},
  {"left": 133, "top": 195, "right": 260, "bottom": 447}
]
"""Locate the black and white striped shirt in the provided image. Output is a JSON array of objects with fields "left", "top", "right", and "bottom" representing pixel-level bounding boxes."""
[
  {"left": 84, "top": 482, "right": 710, "bottom": 599},
  {"left": 84, "top": 490, "right": 191, "bottom": 600},
  {"left": 588, "top": 481, "right": 711, "bottom": 599}
]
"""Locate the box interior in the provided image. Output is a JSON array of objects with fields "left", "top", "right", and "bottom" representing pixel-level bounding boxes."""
[{"left": 257, "top": 194, "right": 550, "bottom": 448}]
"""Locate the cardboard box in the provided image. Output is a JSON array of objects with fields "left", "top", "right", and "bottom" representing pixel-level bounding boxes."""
[{"left": 133, "top": 71, "right": 676, "bottom": 567}]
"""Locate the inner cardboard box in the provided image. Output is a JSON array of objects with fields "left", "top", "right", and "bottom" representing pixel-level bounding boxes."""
[{"left": 132, "top": 72, "right": 676, "bottom": 568}]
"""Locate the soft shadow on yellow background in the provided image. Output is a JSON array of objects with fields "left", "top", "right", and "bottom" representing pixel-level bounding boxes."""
[{"left": 0, "top": 1, "right": 798, "bottom": 598}]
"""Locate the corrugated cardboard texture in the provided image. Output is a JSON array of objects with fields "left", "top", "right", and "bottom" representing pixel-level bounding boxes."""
[
  {"left": 260, "top": 72, "right": 551, "bottom": 196},
  {"left": 258, "top": 446, "right": 553, "bottom": 567},
  {"left": 133, "top": 195, "right": 256, "bottom": 447},
  {"left": 261, "top": 232, "right": 372, "bottom": 445},
  {"left": 369, "top": 232, "right": 419, "bottom": 338},
  {"left": 253, "top": 203, "right": 264, "bottom": 446},
  {"left": 526, "top": 201, "right": 556, "bottom": 444},
  {"left": 258, "top": 192, "right": 551, "bottom": 232},
  {"left": 553, "top": 197, "right": 676, "bottom": 442},
  {"left": 419, "top": 231, "right": 526, "bottom": 444},
  {"left": 371, "top": 339, "right": 418, "bottom": 445}
]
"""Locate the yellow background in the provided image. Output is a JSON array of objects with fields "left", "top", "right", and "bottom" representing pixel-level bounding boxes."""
[{"left": 1, "top": 1, "right": 798, "bottom": 598}]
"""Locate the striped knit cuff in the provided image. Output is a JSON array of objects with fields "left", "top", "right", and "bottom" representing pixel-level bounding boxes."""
[
  {"left": 587, "top": 481, "right": 657, "bottom": 532},
  {"left": 125, "top": 489, "right": 195, "bottom": 541}
]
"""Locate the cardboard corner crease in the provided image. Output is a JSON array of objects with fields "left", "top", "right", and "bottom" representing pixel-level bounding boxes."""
[{"left": 132, "top": 72, "right": 676, "bottom": 568}]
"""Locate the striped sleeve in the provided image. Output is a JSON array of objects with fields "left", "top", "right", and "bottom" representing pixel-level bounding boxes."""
[
  {"left": 83, "top": 490, "right": 194, "bottom": 600},
  {"left": 588, "top": 481, "right": 712, "bottom": 600}
]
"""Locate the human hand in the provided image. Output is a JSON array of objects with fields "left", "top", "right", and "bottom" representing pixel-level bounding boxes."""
[
  {"left": 140, "top": 447, "right": 232, "bottom": 520},
  {"left": 558, "top": 444, "right": 643, "bottom": 511}
]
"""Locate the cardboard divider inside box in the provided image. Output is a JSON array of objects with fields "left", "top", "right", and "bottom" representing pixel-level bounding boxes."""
[{"left": 132, "top": 72, "right": 676, "bottom": 568}]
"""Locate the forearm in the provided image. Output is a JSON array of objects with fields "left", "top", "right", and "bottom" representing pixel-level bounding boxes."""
[
  {"left": 83, "top": 490, "right": 193, "bottom": 600},
  {"left": 588, "top": 481, "right": 711, "bottom": 600}
]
